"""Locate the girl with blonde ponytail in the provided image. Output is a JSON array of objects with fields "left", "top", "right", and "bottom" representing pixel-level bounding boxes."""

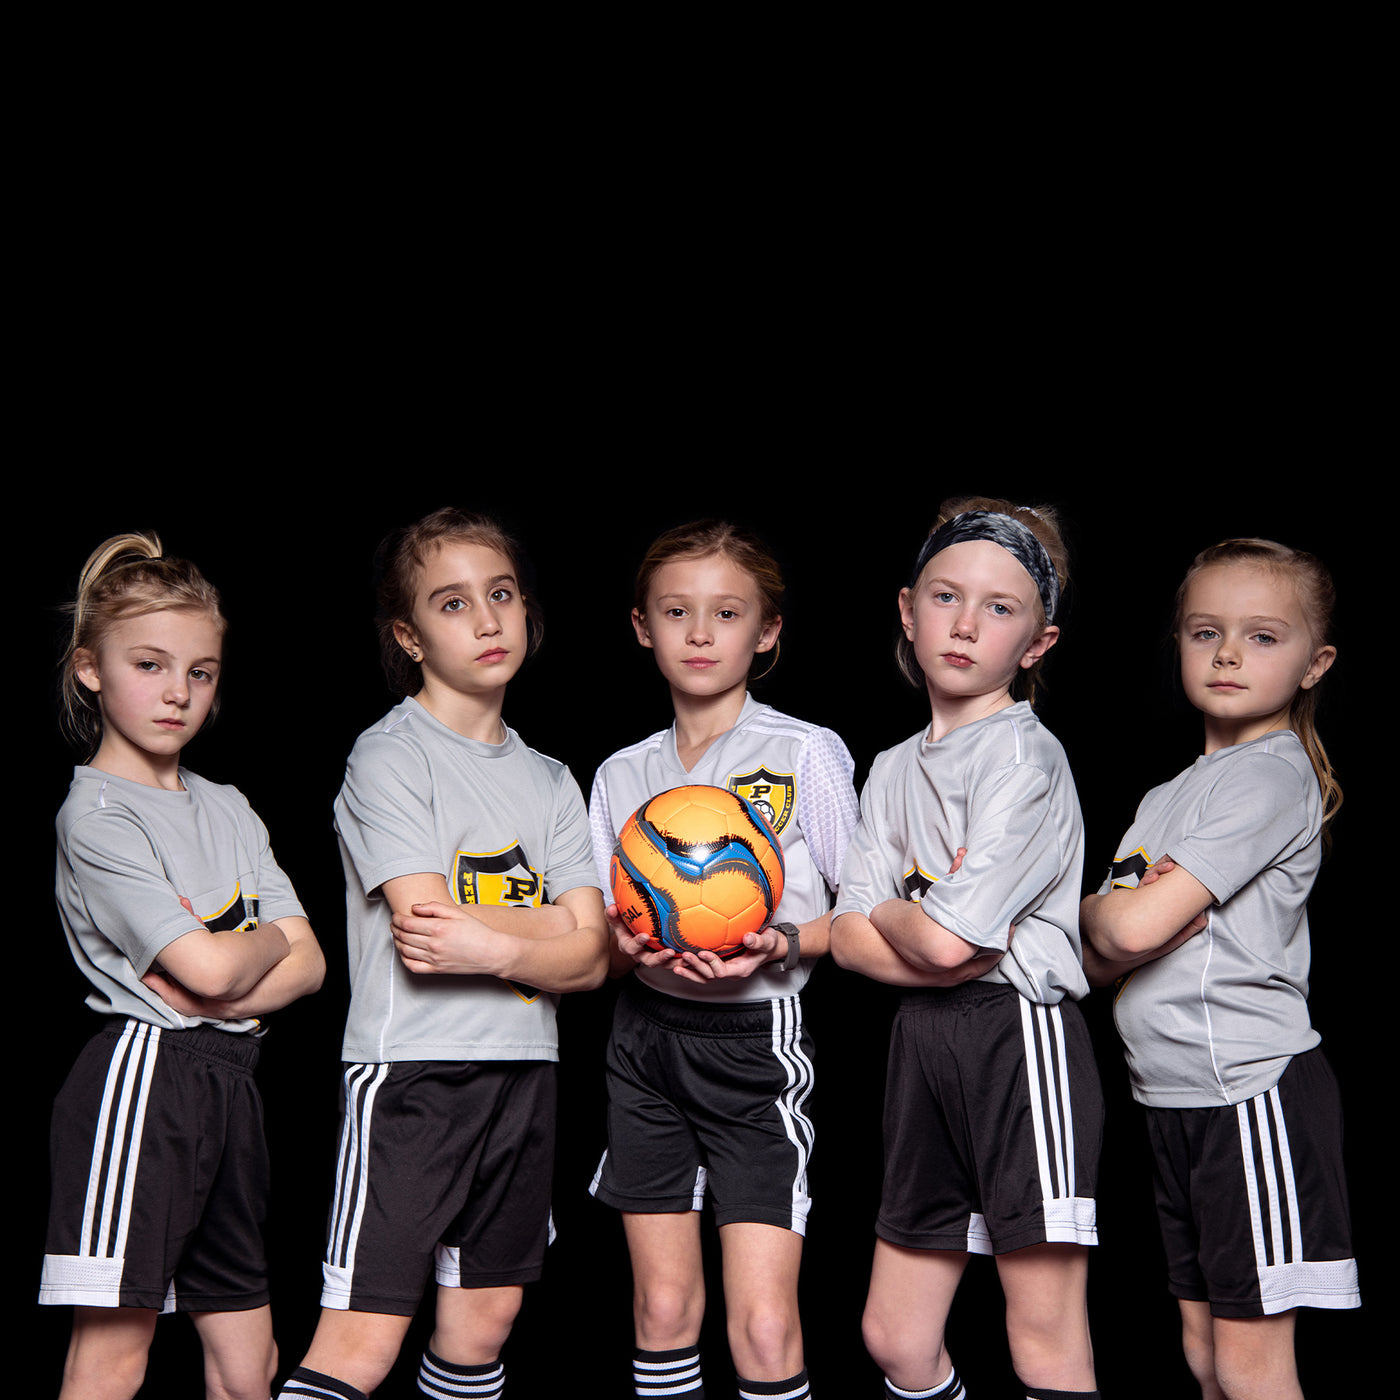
[
  {"left": 1081, "top": 537, "right": 1358, "bottom": 1400},
  {"left": 43, "top": 531, "right": 323, "bottom": 1399}
]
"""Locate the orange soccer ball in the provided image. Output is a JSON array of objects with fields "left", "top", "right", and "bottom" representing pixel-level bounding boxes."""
[{"left": 610, "top": 784, "right": 786, "bottom": 958}]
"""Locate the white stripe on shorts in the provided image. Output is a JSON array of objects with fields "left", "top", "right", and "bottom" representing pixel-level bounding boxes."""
[
  {"left": 1019, "top": 999, "right": 1075, "bottom": 1201},
  {"left": 1233, "top": 1081, "right": 1359, "bottom": 1312},
  {"left": 322, "top": 1061, "right": 389, "bottom": 1305},
  {"left": 1237, "top": 1085, "right": 1302, "bottom": 1272},
  {"left": 768, "top": 996, "right": 815, "bottom": 1233},
  {"left": 89, "top": 1021, "right": 161, "bottom": 1262},
  {"left": 40, "top": 1020, "right": 163, "bottom": 1308}
]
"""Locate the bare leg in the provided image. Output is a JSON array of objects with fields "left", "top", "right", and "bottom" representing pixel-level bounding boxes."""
[
  {"left": 862, "top": 1239, "right": 969, "bottom": 1392},
  {"left": 718, "top": 1222, "right": 805, "bottom": 1381},
  {"left": 430, "top": 1284, "right": 524, "bottom": 1363},
  {"left": 190, "top": 1306, "right": 278, "bottom": 1400},
  {"left": 1179, "top": 1300, "right": 1226, "bottom": 1400},
  {"left": 60, "top": 1307, "right": 157, "bottom": 1400},
  {"left": 297, "top": 1308, "right": 414, "bottom": 1396},
  {"left": 622, "top": 1212, "right": 706, "bottom": 1350},
  {"left": 1211, "top": 1311, "right": 1301, "bottom": 1400},
  {"left": 995, "top": 1242, "right": 1096, "bottom": 1392}
]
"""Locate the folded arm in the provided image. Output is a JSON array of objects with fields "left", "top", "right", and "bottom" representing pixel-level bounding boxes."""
[
  {"left": 831, "top": 907, "right": 1005, "bottom": 987},
  {"left": 149, "top": 914, "right": 292, "bottom": 1002},
  {"left": 143, "top": 914, "right": 325, "bottom": 1019},
  {"left": 872, "top": 897, "right": 991, "bottom": 972},
  {"left": 831, "top": 846, "right": 1006, "bottom": 987},
  {"left": 387, "top": 872, "right": 610, "bottom": 992},
  {"left": 1079, "top": 860, "right": 1212, "bottom": 985}
]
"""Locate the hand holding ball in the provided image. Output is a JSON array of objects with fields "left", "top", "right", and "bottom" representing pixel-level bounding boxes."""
[{"left": 610, "top": 785, "right": 785, "bottom": 959}]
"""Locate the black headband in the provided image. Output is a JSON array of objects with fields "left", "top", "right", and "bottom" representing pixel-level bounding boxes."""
[{"left": 909, "top": 510, "right": 1060, "bottom": 624}]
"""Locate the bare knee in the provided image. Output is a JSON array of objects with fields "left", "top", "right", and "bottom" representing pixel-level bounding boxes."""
[
  {"left": 190, "top": 1305, "right": 280, "bottom": 1400},
  {"left": 61, "top": 1309, "right": 156, "bottom": 1400},
  {"left": 862, "top": 1300, "right": 949, "bottom": 1385},
  {"left": 1211, "top": 1313, "right": 1301, "bottom": 1400},
  {"left": 728, "top": 1297, "right": 801, "bottom": 1379},
  {"left": 433, "top": 1285, "right": 526, "bottom": 1364},
  {"left": 301, "top": 1308, "right": 413, "bottom": 1394},
  {"left": 63, "top": 1347, "right": 148, "bottom": 1400},
  {"left": 635, "top": 1274, "right": 704, "bottom": 1348},
  {"left": 1004, "top": 1310, "right": 1096, "bottom": 1389},
  {"left": 1005, "top": 1307, "right": 1089, "bottom": 1380},
  {"left": 861, "top": 1302, "right": 899, "bottom": 1374},
  {"left": 1178, "top": 1302, "right": 1225, "bottom": 1398},
  {"left": 999, "top": 1244, "right": 1095, "bottom": 1390},
  {"left": 204, "top": 1337, "right": 278, "bottom": 1400}
]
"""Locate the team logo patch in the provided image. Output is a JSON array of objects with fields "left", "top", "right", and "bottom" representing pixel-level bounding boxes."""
[
  {"left": 727, "top": 767, "right": 795, "bottom": 836},
  {"left": 200, "top": 881, "right": 260, "bottom": 932},
  {"left": 1109, "top": 846, "right": 1152, "bottom": 889},
  {"left": 902, "top": 864, "right": 940, "bottom": 901},
  {"left": 452, "top": 842, "right": 543, "bottom": 1002}
]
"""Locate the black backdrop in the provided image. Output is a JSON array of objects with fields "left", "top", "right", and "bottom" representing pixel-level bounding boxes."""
[{"left": 22, "top": 458, "right": 1374, "bottom": 1398}]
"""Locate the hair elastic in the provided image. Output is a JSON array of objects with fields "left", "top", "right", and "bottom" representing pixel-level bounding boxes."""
[{"left": 909, "top": 510, "right": 1060, "bottom": 624}]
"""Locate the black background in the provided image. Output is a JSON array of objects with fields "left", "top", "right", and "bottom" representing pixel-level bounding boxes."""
[{"left": 21, "top": 449, "right": 1374, "bottom": 1397}]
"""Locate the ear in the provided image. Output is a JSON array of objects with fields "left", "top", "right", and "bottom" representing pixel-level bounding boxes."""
[
  {"left": 1019, "top": 624, "right": 1061, "bottom": 669},
  {"left": 391, "top": 618, "right": 422, "bottom": 661},
  {"left": 755, "top": 615, "right": 783, "bottom": 654},
  {"left": 898, "top": 587, "right": 916, "bottom": 639},
  {"left": 74, "top": 648, "right": 102, "bottom": 694},
  {"left": 631, "top": 607, "right": 654, "bottom": 649},
  {"left": 1300, "top": 644, "right": 1336, "bottom": 690}
]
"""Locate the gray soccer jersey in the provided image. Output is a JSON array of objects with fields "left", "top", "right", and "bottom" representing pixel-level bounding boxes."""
[
  {"left": 588, "top": 695, "right": 859, "bottom": 1002},
  {"left": 834, "top": 702, "right": 1089, "bottom": 1005},
  {"left": 1104, "top": 730, "right": 1323, "bottom": 1108},
  {"left": 55, "top": 766, "right": 306, "bottom": 1032},
  {"left": 335, "top": 698, "right": 600, "bottom": 1063}
]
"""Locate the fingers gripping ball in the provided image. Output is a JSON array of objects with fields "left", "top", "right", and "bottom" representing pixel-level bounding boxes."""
[{"left": 611, "top": 785, "right": 786, "bottom": 958}]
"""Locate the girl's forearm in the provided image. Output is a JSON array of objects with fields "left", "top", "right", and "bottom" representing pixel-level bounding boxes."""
[
  {"left": 872, "top": 898, "right": 984, "bottom": 972},
  {"left": 154, "top": 920, "right": 292, "bottom": 1001}
]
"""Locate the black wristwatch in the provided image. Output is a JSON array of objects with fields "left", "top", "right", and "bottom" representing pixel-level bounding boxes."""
[{"left": 773, "top": 922, "right": 801, "bottom": 971}]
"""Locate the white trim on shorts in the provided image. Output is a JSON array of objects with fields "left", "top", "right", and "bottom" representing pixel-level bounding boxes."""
[
  {"left": 1023, "top": 999, "right": 1097, "bottom": 1249},
  {"left": 964, "top": 1000, "right": 1097, "bottom": 1255},
  {"left": 770, "top": 996, "right": 816, "bottom": 1232},
  {"left": 321, "top": 1061, "right": 390, "bottom": 1308},
  {"left": 1237, "top": 1083, "right": 1360, "bottom": 1314},
  {"left": 589, "top": 988, "right": 815, "bottom": 1233},
  {"left": 39, "top": 1021, "right": 169, "bottom": 1310}
]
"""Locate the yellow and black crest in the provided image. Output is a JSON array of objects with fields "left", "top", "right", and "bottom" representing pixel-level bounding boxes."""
[
  {"left": 451, "top": 841, "right": 544, "bottom": 1003},
  {"left": 453, "top": 842, "right": 543, "bottom": 909},
  {"left": 902, "top": 864, "right": 940, "bottom": 902},
  {"left": 200, "top": 881, "right": 260, "bottom": 932},
  {"left": 727, "top": 767, "right": 795, "bottom": 837},
  {"left": 1109, "top": 846, "right": 1152, "bottom": 889}
]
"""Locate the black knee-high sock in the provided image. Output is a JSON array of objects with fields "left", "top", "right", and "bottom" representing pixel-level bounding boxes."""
[
  {"left": 418, "top": 1347, "right": 505, "bottom": 1398},
  {"left": 277, "top": 1368, "right": 368, "bottom": 1400},
  {"left": 633, "top": 1345, "right": 704, "bottom": 1396},
  {"left": 737, "top": 1368, "right": 811, "bottom": 1398},
  {"left": 884, "top": 1367, "right": 966, "bottom": 1399}
]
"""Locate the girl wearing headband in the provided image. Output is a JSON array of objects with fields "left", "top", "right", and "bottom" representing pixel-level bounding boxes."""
[{"left": 832, "top": 496, "right": 1102, "bottom": 1400}]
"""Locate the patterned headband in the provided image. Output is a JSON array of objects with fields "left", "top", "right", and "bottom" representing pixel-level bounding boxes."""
[{"left": 909, "top": 510, "right": 1060, "bottom": 624}]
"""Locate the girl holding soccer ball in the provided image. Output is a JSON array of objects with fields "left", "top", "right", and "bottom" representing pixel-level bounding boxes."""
[{"left": 589, "top": 520, "right": 860, "bottom": 1399}]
